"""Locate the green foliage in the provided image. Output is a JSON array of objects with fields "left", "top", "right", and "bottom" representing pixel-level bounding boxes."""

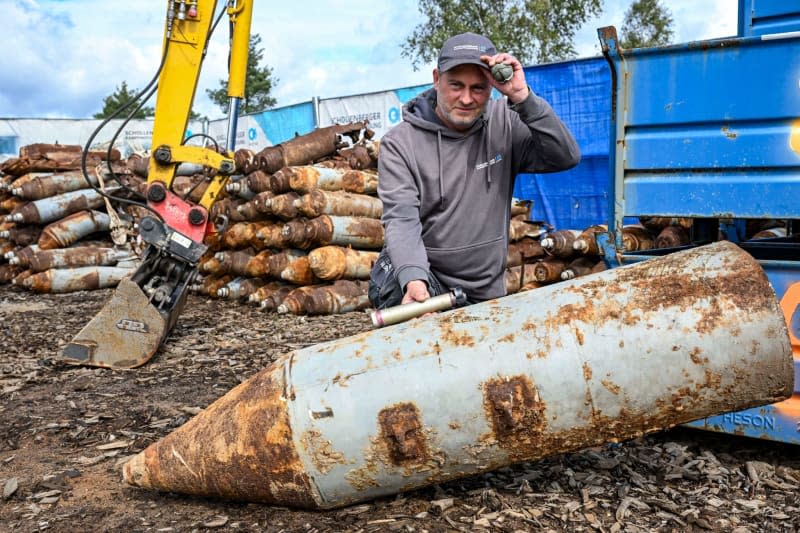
[
  {"left": 401, "top": 0, "right": 603, "bottom": 69},
  {"left": 619, "top": 0, "right": 674, "bottom": 49},
  {"left": 93, "top": 81, "right": 154, "bottom": 119},
  {"left": 207, "top": 34, "right": 278, "bottom": 115}
]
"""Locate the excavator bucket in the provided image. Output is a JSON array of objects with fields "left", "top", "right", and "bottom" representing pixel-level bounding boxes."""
[{"left": 60, "top": 278, "right": 167, "bottom": 369}]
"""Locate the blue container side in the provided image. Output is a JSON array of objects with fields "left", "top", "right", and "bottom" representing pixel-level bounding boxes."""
[
  {"left": 739, "top": 0, "right": 800, "bottom": 36},
  {"left": 605, "top": 33, "right": 800, "bottom": 220}
]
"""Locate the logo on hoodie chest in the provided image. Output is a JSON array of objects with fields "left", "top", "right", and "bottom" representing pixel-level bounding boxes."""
[{"left": 475, "top": 153, "right": 503, "bottom": 171}]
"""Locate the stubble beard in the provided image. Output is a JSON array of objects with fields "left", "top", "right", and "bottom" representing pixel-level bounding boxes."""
[{"left": 436, "top": 102, "right": 485, "bottom": 131}]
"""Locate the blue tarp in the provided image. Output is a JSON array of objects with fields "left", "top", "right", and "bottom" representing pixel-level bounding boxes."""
[
  {"left": 251, "top": 100, "right": 316, "bottom": 145},
  {"left": 515, "top": 57, "right": 610, "bottom": 230}
]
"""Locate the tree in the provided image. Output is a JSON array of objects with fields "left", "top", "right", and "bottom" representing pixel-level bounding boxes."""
[
  {"left": 401, "top": 0, "right": 603, "bottom": 69},
  {"left": 93, "top": 81, "right": 155, "bottom": 119},
  {"left": 207, "top": 34, "right": 278, "bottom": 115},
  {"left": 619, "top": 0, "right": 674, "bottom": 49}
]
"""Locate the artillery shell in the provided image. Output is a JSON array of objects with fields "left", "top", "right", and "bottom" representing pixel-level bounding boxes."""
[
  {"left": 21, "top": 266, "right": 134, "bottom": 293},
  {"left": 38, "top": 210, "right": 110, "bottom": 250},
  {"left": 308, "top": 246, "right": 378, "bottom": 281},
  {"left": 296, "top": 190, "right": 382, "bottom": 219},
  {"left": 123, "top": 241, "right": 793, "bottom": 509},
  {"left": 621, "top": 225, "right": 655, "bottom": 252},
  {"left": 540, "top": 229, "right": 582, "bottom": 258},
  {"left": 28, "top": 247, "right": 134, "bottom": 273}
]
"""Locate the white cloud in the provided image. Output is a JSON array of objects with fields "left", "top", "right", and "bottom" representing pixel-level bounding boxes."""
[{"left": 0, "top": 0, "right": 740, "bottom": 119}]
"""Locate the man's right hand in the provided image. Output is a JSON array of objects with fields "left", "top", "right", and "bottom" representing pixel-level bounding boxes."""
[{"left": 402, "top": 280, "right": 430, "bottom": 305}]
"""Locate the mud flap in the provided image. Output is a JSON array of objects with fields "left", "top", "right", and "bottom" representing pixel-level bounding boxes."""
[{"left": 60, "top": 278, "right": 167, "bottom": 369}]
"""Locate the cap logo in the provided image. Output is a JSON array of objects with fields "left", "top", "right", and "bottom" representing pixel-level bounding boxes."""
[{"left": 453, "top": 44, "right": 486, "bottom": 52}]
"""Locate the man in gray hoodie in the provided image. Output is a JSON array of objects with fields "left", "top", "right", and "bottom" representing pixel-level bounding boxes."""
[{"left": 368, "top": 32, "right": 580, "bottom": 310}]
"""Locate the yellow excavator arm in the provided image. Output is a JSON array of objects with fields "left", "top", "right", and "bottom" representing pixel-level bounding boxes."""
[{"left": 60, "top": 0, "right": 254, "bottom": 369}]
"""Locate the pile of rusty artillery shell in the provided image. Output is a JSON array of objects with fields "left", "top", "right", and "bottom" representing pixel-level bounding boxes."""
[
  {"left": 189, "top": 124, "right": 386, "bottom": 315},
  {"left": 0, "top": 143, "right": 138, "bottom": 293}
]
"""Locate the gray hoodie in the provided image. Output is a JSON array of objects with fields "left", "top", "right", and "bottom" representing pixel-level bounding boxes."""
[{"left": 378, "top": 87, "right": 580, "bottom": 301}]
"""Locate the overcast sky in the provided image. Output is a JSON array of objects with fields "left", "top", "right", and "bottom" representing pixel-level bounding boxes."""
[{"left": 1, "top": 0, "right": 738, "bottom": 119}]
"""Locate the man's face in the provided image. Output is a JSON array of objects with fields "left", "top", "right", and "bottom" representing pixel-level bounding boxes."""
[{"left": 433, "top": 64, "right": 491, "bottom": 131}]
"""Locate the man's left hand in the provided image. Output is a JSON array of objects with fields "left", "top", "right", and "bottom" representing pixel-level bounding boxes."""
[{"left": 480, "top": 53, "right": 529, "bottom": 105}]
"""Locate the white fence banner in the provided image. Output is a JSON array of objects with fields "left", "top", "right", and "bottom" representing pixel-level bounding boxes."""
[
  {"left": 0, "top": 118, "right": 205, "bottom": 159},
  {"left": 317, "top": 91, "right": 406, "bottom": 139},
  {"left": 207, "top": 115, "right": 271, "bottom": 153}
]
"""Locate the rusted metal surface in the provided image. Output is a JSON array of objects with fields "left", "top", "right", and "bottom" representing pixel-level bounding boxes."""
[
  {"left": 296, "top": 190, "right": 382, "bottom": 219},
  {"left": 246, "top": 281, "right": 292, "bottom": 305},
  {"left": 308, "top": 246, "right": 378, "bottom": 281},
  {"left": 246, "top": 170, "right": 273, "bottom": 194},
  {"left": 541, "top": 229, "right": 582, "bottom": 258},
  {"left": 0, "top": 264, "right": 23, "bottom": 283},
  {"left": 560, "top": 256, "right": 603, "bottom": 281},
  {"left": 123, "top": 241, "right": 794, "bottom": 509},
  {"left": 341, "top": 170, "right": 378, "bottom": 195},
  {"left": 0, "top": 225, "right": 42, "bottom": 247},
  {"left": 208, "top": 249, "right": 254, "bottom": 276},
  {"left": 303, "top": 280, "right": 370, "bottom": 315},
  {"left": 533, "top": 256, "right": 569, "bottom": 283},
  {"left": 284, "top": 166, "right": 379, "bottom": 195},
  {"left": 300, "top": 216, "right": 384, "bottom": 250},
  {"left": 21, "top": 265, "right": 135, "bottom": 293},
  {"left": 286, "top": 166, "right": 344, "bottom": 194},
  {"left": 621, "top": 225, "right": 655, "bottom": 252},
  {"left": 269, "top": 167, "right": 293, "bottom": 194},
  {"left": 264, "top": 192, "right": 300, "bottom": 221},
  {"left": 190, "top": 275, "right": 233, "bottom": 297},
  {"left": 506, "top": 237, "right": 544, "bottom": 268},
  {"left": 0, "top": 196, "right": 26, "bottom": 215},
  {"left": 210, "top": 198, "right": 248, "bottom": 224},
  {"left": 11, "top": 268, "right": 34, "bottom": 286},
  {"left": 9, "top": 171, "right": 96, "bottom": 200},
  {"left": 267, "top": 249, "right": 307, "bottom": 279},
  {"left": 255, "top": 222, "right": 291, "bottom": 249},
  {"left": 28, "top": 246, "right": 134, "bottom": 273},
  {"left": 37, "top": 210, "right": 111, "bottom": 250},
  {"left": 171, "top": 175, "right": 209, "bottom": 203},
  {"left": 199, "top": 254, "right": 227, "bottom": 276},
  {"left": 4, "top": 188, "right": 108, "bottom": 224},
  {"left": 638, "top": 216, "right": 693, "bottom": 232},
  {"left": 239, "top": 250, "right": 273, "bottom": 278},
  {"left": 505, "top": 264, "right": 539, "bottom": 293},
  {"left": 509, "top": 199, "right": 532, "bottom": 218},
  {"left": 508, "top": 219, "right": 546, "bottom": 241},
  {"left": 221, "top": 222, "right": 269, "bottom": 249},
  {"left": 573, "top": 225, "right": 608, "bottom": 255},
  {"left": 0, "top": 241, "right": 16, "bottom": 258},
  {"left": 258, "top": 284, "right": 295, "bottom": 311},
  {"left": 225, "top": 179, "right": 254, "bottom": 200},
  {"left": 216, "top": 277, "right": 266, "bottom": 300},
  {"left": 656, "top": 225, "right": 691, "bottom": 248},
  {"left": 0, "top": 144, "right": 119, "bottom": 177},
  {"left": 337, "top": 144, "right": 375, "bottom": 170},
  {"left": 236, "top": 192, "right": 275, "bottom": 221},
  {"left": 123, "top": 361, "right": 320, "bottom": 507},
  {"left": 246, "top": 122, "right": 369, "bottom": 175},
  {"left": 6, "top": 244, "right": 40, "bottom": 267},
  {"left": 276, "top": 285, "right": 325, "bottom": 314},
  {"left": 280, "top": 218, "right": 315, "bottom": 249},
  {"left": 279, "top": 256, "right": 315, "bottom": 285},
  {"left": 750, "top": 227, "right": 787, "bottom": 240}
]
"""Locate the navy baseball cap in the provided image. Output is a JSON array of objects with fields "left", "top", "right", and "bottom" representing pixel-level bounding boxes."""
[{"left": 437, "top": 32, "right": 497, "bottom": 73}]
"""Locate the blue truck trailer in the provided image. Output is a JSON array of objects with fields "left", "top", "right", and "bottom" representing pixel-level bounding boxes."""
[{"left": 595, "top": 0, "right": 800, "bottom": 444}]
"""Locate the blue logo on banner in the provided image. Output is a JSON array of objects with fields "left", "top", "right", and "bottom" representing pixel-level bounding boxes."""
[
  {"left": 388, "top": 107, "right": 400, "bottom": 124},
  {"left": 248, "top": 127, "right": 257, "bottom": 141}
]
